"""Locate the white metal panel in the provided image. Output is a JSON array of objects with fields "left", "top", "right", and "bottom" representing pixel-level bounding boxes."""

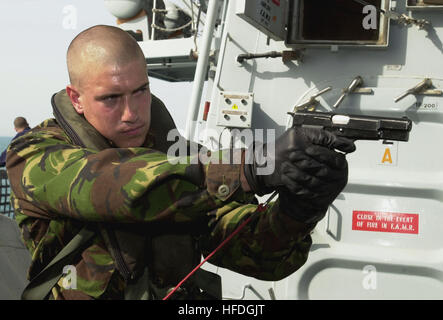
[
  {"left": 236, "top": 0, "right": 287, "bottom": 41},
  {"left": 202, "top": 1, "right": 443, "bottom": 299}
]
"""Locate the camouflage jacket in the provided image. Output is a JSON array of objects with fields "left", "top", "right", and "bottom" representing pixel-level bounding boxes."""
[{"left": 6, "top": 96, "right": 316, "bottom": 300}]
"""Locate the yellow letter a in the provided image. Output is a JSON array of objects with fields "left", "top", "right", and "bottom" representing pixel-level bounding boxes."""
[{"left": 382, "top": 148, "right": 392, "bottom": 164}]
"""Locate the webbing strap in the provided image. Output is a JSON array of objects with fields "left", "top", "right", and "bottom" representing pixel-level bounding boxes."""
[{"left": 21, "top": 227, "right": 95, "bottom": 300}]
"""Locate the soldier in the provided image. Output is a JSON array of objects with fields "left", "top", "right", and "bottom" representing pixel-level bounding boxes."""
[
  {"left": 6, "top": 25, "right": 355, "bottom": 300},
  {"left": 0, "top": 117, "right": 30, "bottom": 167}
]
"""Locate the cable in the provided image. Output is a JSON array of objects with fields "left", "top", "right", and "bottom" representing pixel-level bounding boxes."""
[
  {"left": 163, "top": 191, "right": 279, "bottom": 300},
  {"left": 152, "top": 20, "right": 193, "bottom": 32}
]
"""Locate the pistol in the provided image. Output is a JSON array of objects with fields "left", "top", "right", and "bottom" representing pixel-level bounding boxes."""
[{"left": 289, "top": 111, "right": 412, "bottom": 142}]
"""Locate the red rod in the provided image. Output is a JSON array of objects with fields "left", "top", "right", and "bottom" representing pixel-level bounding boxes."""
[{"left": 163, "top": 203, "right": 268, "bottom": 300}]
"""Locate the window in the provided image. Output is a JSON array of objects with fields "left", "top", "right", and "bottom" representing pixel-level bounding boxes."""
[{"left": 286, "top": 0, "right": 390, "bottom": 47}]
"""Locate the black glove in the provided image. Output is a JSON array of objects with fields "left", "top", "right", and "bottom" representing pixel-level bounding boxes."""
[
  {"left": 277, "top": 142, "right": 352, "bottom": 223},
  {"left": 243, "top": 126, "right": 355, "bottom": 196},
  {"left": 278, "top": 186, "right": 327, "bottom": 224}
]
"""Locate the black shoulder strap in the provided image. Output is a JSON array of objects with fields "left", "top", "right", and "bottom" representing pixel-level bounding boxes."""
[{"left": 21, "top": 226, "right": 95, "bottom": 300}]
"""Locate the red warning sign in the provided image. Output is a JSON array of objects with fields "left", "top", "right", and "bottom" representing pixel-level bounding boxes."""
[{"left": 352, "top": 211, "right": 419, "bottom": 234}]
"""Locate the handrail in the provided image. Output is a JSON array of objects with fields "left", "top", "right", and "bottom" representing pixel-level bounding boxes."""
[{"left": 0, "top": 169, "right": 14, "bottom": 219}]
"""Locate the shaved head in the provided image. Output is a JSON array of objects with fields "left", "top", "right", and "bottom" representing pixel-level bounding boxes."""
[
  {"left": 67, "top": 25, "right": 146, "bottom": 89},
  {"left": 65, "top": 25, "right": 152, "bottom": 148}
]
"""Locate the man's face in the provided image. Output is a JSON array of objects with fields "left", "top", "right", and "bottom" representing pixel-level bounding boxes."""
[{"left": 69, "top": 59, "right": 151, "bottom": 148}]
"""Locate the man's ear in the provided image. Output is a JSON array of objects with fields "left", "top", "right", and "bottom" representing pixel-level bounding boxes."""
[{"left": 66, "top": 85, "right": 84, "bottom": 115}]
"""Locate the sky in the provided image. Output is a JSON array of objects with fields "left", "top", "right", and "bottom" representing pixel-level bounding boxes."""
[{"left": 0, "top": 0, "right": 193, "bottom": 137}]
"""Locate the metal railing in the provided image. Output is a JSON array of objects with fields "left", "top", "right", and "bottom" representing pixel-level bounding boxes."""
[{"left": 0, "top": 169, "right": 14, "bottom": 219}]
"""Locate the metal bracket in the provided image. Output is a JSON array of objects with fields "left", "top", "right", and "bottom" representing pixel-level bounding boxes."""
[
  {"left": 333, "top": 76, "right": 367, "bottom": 108},
  {"left": 394, "top": 78, "right": 441, "bottom": 102},
  {"left": 236, "top": 50, "right": 304, "bottom": 64},
  {"left": 294, "top": 87, "right": 332, "bottom": 111},
  {"left": 353, "top": 88, "right": 374, "bottom": 94}
]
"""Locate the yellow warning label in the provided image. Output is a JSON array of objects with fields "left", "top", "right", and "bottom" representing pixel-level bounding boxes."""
[
  {"left": 381, "top": 148, "right": 392, "bottom": 164},
  {"left": 232, "top": 104, "right": 239, "bottom": 110}
]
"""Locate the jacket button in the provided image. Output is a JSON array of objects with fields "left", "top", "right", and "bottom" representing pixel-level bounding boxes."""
[{"left": 218, "top": 184, "right": 230, "bottom": 197}]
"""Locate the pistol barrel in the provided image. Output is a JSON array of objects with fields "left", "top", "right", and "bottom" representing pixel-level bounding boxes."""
[{"left": 289, "top": 111, "right": 412, "bottom": 142}]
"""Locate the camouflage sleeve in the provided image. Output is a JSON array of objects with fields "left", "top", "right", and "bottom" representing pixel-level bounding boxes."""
[
  {"left": 6, "top": 120, "right": 244, "bottom": 224},
  {"left": 8, "top": 119, "right": 315, "bottom": 281},
  {"left": 201, "top": 199, "right": 316, "bottom": 281}
]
